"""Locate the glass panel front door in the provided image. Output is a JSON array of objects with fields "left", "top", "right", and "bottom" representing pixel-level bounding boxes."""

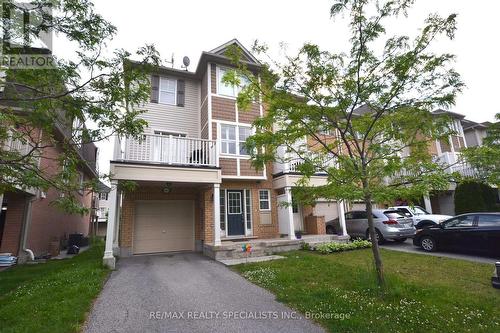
[{"left": 227, "top": 190, "right": 245, "bottom": 236}]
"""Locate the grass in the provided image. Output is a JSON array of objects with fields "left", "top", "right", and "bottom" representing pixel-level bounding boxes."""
[
  {"left": 234, "top": 249, "right": 500, "bottom": 333},
  {"left": 0, "top": 242, "right": 109, "bottom": 333}
]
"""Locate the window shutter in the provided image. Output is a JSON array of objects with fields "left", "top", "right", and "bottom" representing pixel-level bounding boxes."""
[
  {"left": 177, "top": 79, "right": 185, "bottom": 107},
  {"left": 150, "top": 75, "right": 159, "bottom": 103}
]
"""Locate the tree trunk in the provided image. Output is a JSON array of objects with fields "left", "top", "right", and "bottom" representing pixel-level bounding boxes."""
[{"left": 365, "top": 192, "right": 386, "bottom": 289}]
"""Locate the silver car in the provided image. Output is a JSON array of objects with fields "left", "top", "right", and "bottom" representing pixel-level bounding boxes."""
[{"left": 325, "top": 209, "right": 416, "bottom": 243}]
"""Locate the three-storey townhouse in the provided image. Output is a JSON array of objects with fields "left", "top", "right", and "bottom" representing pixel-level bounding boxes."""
[{"left": 105, "top": 40, "right": 345, "bottom": 267}]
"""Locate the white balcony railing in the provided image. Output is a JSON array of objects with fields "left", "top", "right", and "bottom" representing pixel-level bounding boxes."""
[
  {"left": 116, "top": 134, "right": 218, "bottom": 168},
  {"left": 274, "top": 146, "right": 336, "bottom": 174}
]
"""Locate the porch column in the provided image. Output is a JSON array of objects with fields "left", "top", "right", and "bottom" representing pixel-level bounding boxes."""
[
  {"left": 103, "top": 180, "right": 118, "bottom": 269},
  {"left": 423, "top": 195, "right": 433, "bottom": 214},
  {"left": 285, "top": 186, "right": 296, "bottom": 240},
  {"left": 213, "top": 183, "right": 221, "bottom": 246},
  {"left": 338, "top": 200, "right": 347, "bottom": 236},
  {"left": 112, "top": 190, "right": 121, "bottom": 255}
]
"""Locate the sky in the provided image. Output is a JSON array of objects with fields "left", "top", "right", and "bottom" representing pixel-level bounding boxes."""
[{"left": 52, "top": 0, "right": 500, "bottom": 175}]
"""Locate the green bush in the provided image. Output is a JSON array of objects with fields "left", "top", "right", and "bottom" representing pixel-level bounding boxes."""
[
  {"left": 313, "top": 239, "right": 372, "bottom": 254},
  {"left": 454, "top": 180, "right": 498, "bottom": 214}
]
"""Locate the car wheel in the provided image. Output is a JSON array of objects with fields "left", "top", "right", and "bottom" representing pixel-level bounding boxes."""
[
  {"left": 420, "top": 236, "right": 437, "bottom": 252},
  {"left": 326, "top": 225, "right": 336, "bottom": 235},
  {"left": 393, "top": 238, "right": 407, "bottom": 243},
  {"left": 366, "top": 229, "right": 385, "bottom": 244}
]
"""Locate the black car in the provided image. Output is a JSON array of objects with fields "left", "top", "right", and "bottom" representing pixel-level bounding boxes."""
[{"left": 413, "top": 213, "right": 500, "bottom": 256}]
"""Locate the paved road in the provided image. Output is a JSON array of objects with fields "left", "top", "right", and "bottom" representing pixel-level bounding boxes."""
[
  {"left": 84, "top": 253, "right": 324, "bottom": 333},
  {"left": 381, "top": 239, "right": 498, "bottom": 264}
]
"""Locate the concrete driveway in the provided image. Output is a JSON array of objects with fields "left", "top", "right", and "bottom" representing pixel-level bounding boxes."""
[
  {"left": 381, "top": 239, "right": 498, "bottom": 264},
  {"left": 84, "top": 253, "right": 324, "bottom": 333}
]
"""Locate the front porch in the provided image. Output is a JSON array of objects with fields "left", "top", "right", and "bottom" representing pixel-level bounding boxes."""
[{"left": 204, "top": 234, "right": 350, "bottom": 261}]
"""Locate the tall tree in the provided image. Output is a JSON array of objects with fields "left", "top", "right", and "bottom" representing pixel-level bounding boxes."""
[
  {"left": 226, "top": 0, "right": 463, "bottom": 287},
  {"left": 0, "top": 0, "right": 159, "bottom": 213}
]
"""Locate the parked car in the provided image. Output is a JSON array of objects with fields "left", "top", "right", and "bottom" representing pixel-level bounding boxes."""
[
  {"left": 493, "top": 262, "right": 500, "bottom": 289},
  {"left": 326, "top": 209, "right": 415, "bottom": 244},
  {"left": 388, "top": 205, "right": 452, "bottom": 229},
  {"left": 413, "top": 213, "right": 500, "bottom": 256}
]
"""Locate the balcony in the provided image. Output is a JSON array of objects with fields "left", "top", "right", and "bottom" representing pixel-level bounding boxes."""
[
  {"left": 274, "top": 146, "right": 336, "bottom": 175},
  {"left": 111, "top": 134, "right": 221, "bottom": 184},
  {"left": 116, "top": 134, "right": 218, "bottom": 167}
]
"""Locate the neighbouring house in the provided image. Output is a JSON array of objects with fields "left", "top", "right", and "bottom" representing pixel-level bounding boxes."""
[
  {"left": 0, "top": 129, "right": 98, "bottom": 261},
  {"left": 0, "top": 55, "right": 98, "bottom": 262},
  {"left": 461, "top": 119, "right": 492, "bottom": 148},
  {"left": 93, "top": 182, "right": 110, "bottom": 237},
  {"left": 104, "top": 39, "right": 349, "bottom": 268}
]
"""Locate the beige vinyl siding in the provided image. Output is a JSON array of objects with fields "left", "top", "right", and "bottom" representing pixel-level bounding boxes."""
[{"left": 141, "top": 77, "right": 200, "bottom": 137}]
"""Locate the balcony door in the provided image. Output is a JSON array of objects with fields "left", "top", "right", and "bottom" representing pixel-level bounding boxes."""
[{"left": 152, "top": 131, "right": 186, "bottom": 163}]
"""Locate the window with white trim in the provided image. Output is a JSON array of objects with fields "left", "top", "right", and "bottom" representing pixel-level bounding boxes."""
[
  {"left": 221, "top": 125, "right": 236, "bottom": 154},
  {"left": 239, "top": 127, "right": 252, "bottom": 155},
  {"left": 245, "top": 189, "right": 252, "bottom": 230},
  {"left": 259, "top": 190, "right": 271, "bottom": 211},
  {"left": 217, "top": 66, "right": 250, "bottom": 97},
  {"left": 159, "top": 77, "right": 177, "bottom": 105},
  {"left": 220, "top": 124, "right": 252, "bottom": 156}
]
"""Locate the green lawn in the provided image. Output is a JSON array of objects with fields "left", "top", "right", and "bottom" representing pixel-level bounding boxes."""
[
  {"left": 234, "top": 249, "right": 500, "bottom": 333},
  {"left": 0, "top": 242, "right": 109, "bottom": 333}
]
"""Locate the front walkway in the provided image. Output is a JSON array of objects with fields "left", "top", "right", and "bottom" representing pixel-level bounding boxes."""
[{"left": 84, "top": 253, "right": 324, "bottom": 333}]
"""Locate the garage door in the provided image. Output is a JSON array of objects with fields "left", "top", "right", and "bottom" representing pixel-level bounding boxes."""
[
  {"left": 314, "top": 202, "right": 339, "bottom": 222},
  {"left": 133, "top": 200, "right": 194, "bottom": 254}
]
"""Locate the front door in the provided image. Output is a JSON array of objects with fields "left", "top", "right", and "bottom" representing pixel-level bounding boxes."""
[{"left": 227, "top": 190, "right": 245, "bottom": 236}]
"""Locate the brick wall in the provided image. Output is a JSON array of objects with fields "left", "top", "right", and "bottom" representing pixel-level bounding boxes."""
[
  {"left": 26, "top": 139, "right": 92, "bottom": 256},
  {"left": 0, "top": 192, "right": 27, "bottom": 254},
  {"left": 221, "top": 164, "right": 279, "bottom": 239},
  {"left": 304, "top": 215, "right": 326, "bottom": 235}
]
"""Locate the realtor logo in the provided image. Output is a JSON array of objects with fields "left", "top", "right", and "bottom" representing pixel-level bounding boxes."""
[{"left": 0, "top": 0, "right": 55, "bottom": 68}]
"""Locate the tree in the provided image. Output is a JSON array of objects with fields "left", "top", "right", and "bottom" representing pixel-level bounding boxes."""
[
  {"left": 0, "top": 0, "right": 160, "bottom": 213},
  {"left": 454, "top": 181, "right": 497, "bottom": 214},
  {"left": 226, "top": 0, "right": 463, "bottom": 288},
  {"left": 462, "top": 113, "right": 500, "bottom": 186}
]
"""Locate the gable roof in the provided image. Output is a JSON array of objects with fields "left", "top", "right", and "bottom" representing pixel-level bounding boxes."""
[
  {"left": 431, "top": 109, "right": 465, "bottom": 119},
  {"left": 208, "top": 38, "right": 260, "bottom": 64}
]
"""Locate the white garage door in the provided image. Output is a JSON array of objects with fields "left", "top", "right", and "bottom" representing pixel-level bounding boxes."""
[
  {"left": 133, "top": 200, "right": 194, "bottom": 254},
  {"left": 314, "top": 202, "right": 339, "bottom": 222}
]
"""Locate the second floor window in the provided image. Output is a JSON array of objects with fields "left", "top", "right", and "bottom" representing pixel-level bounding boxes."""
[
  {"left": 159, "top": 77, "right": 177, "bottom": 105},
  {"left": 220, "top": 124, "right": 252, "bottom": 156},
  {"left": 217, "top": 67, "right": 250, "bottom": 97}
]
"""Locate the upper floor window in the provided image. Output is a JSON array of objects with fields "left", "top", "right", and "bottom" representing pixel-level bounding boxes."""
[
  {"left": 159, "top": 77, "right": 177, "bottom": 105},
  {"left": 217, "top": 66, "right": 249, "bottom": 97},
  {"left": 220, "top": 124, "right": 252, "bottom": 156},
  {"left": 99, "top": 192, "right": 108, "bottom": 200}
]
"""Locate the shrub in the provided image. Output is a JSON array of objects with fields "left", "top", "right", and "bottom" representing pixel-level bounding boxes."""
[
  {"left": 454, "top": 181, "right": 498, "bottom": 214},
  {"left": 313, "top": 239, "right": 372, "bottom": 254}
]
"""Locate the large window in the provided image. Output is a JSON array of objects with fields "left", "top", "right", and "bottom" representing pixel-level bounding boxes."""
[
  {"left": 217, "top": 67, "right": 250, "bottom": 97},
  {"left": 220, "top": 124, "right": 252, "bottom": 156},
  {"left": 259, "top": 190, "right": 271, "bottom": 211},
  {"left": 159, "top": 77, "right": 176, "bottom": 105},
  {"left": 239, "top": 127, "right": 252, "bottom": 155},
  {"left": 220, "top": 125, "right": 236, "bottom": 154}
]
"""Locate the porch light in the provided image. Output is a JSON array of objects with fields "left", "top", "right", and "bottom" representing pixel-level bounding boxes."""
[{"left": 163, "top": 183, "right": 172, "bottom": 194}]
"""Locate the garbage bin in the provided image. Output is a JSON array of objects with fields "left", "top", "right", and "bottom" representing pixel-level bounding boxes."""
[{"left": 68, "top": 233, "right": 83, "bottom": 247}]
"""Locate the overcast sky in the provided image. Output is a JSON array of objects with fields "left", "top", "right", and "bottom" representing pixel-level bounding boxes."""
[{"left": 54, "top": 0, "right": 499, "bottom": 175}]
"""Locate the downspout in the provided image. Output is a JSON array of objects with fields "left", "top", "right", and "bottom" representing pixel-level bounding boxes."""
[
  {"left": 19, "top": 127, "right": 44, "bottom": 262},
  {"left": 19, "top": 196, "right": 36, "bottom": 262}
]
